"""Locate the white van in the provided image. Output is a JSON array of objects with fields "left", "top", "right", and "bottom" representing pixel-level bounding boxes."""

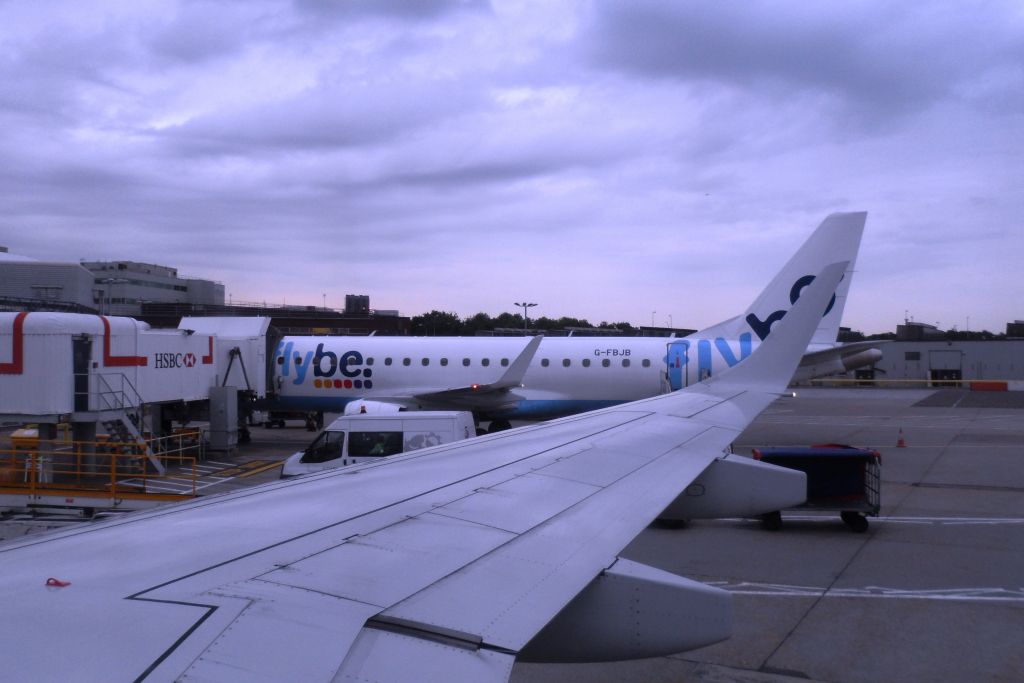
[{"left": 280, "top": 411, "right": 476, "bottom": 477}]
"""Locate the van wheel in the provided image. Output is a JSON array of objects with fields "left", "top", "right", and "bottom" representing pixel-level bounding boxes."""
[{"left": 488, "top": 419, "right": 512, "bottom": 433}]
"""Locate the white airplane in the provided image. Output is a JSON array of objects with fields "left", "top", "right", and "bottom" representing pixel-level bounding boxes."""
[
  {"left": 265, "top": 212, "right": 880, "bottom": 425},
  {"left": 0, "top": 262, "right": 847, "bottom": 682}
]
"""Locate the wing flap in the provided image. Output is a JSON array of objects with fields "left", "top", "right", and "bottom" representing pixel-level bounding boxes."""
[
  {"left": 180, "top": 582, "right": 379, "bottom": 682},
  {"left": 337, "top": 627, "right": 515, "bottom": 683}
]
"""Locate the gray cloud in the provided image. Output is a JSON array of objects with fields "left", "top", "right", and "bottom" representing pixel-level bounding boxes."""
[
  {"left": 291, "top": 0, "right": 489, "bottom": 22},
  {"left": 585, "top": 2, "right": 1024, "bottom": 119},
  {"left": 0, "top": 1, "right": 1020, "bottom": 332}
]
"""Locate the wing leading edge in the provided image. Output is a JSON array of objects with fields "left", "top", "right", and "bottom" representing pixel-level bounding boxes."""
[{"left": 0, "top": 263, "right": 847, "bottom": 683}]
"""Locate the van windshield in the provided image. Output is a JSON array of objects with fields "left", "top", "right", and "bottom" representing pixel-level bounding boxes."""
[
  {"left": 300, "top": 431, "right": 345, "bottom": 463},
  {"left": 349, "top": 431, "right": 403, "bottom": 457}
]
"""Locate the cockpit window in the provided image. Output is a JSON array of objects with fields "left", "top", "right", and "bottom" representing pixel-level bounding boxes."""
[{"left": 300, "top": 431, "right": 345, "bottom": 463}]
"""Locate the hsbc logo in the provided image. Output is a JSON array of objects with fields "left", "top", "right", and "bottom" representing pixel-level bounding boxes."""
[{"left": 154, "top": 352, "right": 198, "bottom": 369}]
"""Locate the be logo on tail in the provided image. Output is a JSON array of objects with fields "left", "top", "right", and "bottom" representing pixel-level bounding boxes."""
[{"left": 745, "top": 273, "right": 841, "bottom": 341}]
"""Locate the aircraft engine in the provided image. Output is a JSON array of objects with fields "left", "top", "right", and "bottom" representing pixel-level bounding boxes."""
[
  {"left": 657, "top": 455, "right": 806, "bottom": 521},
  {"left": 519, "top": 558, "right": 730, "bottom": 662}
]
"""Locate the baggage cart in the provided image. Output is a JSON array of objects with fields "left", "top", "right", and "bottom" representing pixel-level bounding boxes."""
[{"left": 752, "top": 444, "right": 881, "bottom": 532}]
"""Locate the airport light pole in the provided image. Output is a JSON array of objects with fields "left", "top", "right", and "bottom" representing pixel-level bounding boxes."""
[{"left": 515, "top": 302, "right": 537, "bottom": 332}]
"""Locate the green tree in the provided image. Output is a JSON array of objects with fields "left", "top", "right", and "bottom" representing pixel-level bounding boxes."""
[
  {"left": 494, "top": 312, "right": 525, "bottom": 329},
  {"left": 600, "top": 321, "right": 639, "bottom": 335},
  {"left": 411, "top": 310, "right": 462, "bottom": 336},
  {"left": 462, "top": 312, "right": 494, "bottom": 335}
]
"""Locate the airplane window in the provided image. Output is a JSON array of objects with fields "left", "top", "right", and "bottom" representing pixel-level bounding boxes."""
[
  {"left": 385, "top": 357, "right": 393, "bottom": 366},
  {"left": 422, "top": 358, "right": 429, "bottom": 366},
  {"left": 562, "top": 359, "right": 571, "bottom": 367},
  {"left": 348, "top": 431, "right": 403, "bottom": 458},
  {"left": 276, "top": 356, "right": 284, "bottom": 365},
  {"left": 482, "top": 358, "right": 490, "bottom": 367},
  {"left": 500, "top": 358, "right": 509, "bottom": 367},
  {"left": 462, "top": 358, "right": 470, "bottom": 366},
  {"left": 299, "top": 431, "right": 345, "bottom": 464},
  {"left": 294, "top": 355, "right": 303, "bottom": 365},
  {"left": 440, "top": 358, "right": 448, "bottom": 366},
  {"left": 582, "top": 359, "right": 591, "bottom": 367},
  {"left": 366, "top": 357, "right": 374, "bottom": 366},
  {"left": 403, "top": 358, "right": 411, "bottom": 366},
  {"left": 642, "top": 359, "right": 651, "bottom": 367},
  {"left": 541, "top": 358, "right": 549, "bottom": 367},
  {"left": 622, "top": 359, "right": 630, "bottom": 368},
  {"left": 602, "top": 359, "right": 610, "bottom": 367}
]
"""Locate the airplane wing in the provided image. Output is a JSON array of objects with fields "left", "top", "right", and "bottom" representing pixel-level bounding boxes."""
[
  {"left": 0, "top": 264, "right": 846, "bottom": 683},
  {"left": 410, "top": 334, "right": 543, "bottom": 410}
]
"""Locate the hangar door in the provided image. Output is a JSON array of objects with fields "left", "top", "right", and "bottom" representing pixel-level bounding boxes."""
[{"left": 929, "top": 350, "right": 963, "bottom": 388}]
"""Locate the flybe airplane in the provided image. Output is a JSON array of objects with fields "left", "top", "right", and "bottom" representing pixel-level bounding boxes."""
[{"left": 266, "top": 212, "right": 877, "bottom": 425}]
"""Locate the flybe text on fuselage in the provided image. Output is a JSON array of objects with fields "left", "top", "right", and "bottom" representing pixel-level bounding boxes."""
[{"left": 275, "top": 341, "right": 373, "bottom": 389}]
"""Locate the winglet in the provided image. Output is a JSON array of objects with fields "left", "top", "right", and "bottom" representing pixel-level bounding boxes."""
[
  {"left": 712, "top": 261, "right": 850, "bottom": 393},
  {"left": 412, "top": 334, "right": 543, "bottom": 407},
  {"left": 491, "top": 334, "right": 544, "bottom": 389}
]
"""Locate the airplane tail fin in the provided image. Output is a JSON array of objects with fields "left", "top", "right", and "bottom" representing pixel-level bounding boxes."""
[
  {"left": 714, "top": 261, "right": 850, "bottom": 392},
  {"left": 693, "top": 212, "right": 866, "bottom": 345}
]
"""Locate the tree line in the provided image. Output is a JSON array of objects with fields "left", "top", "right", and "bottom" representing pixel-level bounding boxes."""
[{"left": 409, "top": 310, "right": 641, "bottom": 336}]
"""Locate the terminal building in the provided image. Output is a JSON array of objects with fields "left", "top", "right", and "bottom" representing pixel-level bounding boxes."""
[
  {"left": 83, "top": 260, "right": 225, "bottom": 317},
  {"left": 0, "top": 248, "right": 409, "bottom": 335},
  {"left": 0, "top": 248, "right": 224, "bottom": 316},
  {"left": 833, "top": 322, "right": 1024, "bottom": 388}
]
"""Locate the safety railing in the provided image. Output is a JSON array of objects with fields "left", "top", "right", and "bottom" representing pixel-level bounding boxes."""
[
  {"left": 0, "top": 431, "right": 203, "bottom": 502},
  {"left": 87, "top": 372, "right": 144, "bottom": 412}
]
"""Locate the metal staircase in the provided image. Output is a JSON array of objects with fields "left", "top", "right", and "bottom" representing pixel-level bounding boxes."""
[{"left": 93, "top": 374, "right": 165, "bottom": 475}]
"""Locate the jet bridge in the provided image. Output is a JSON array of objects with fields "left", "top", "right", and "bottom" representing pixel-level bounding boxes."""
[{"left": 0, "top": 312, "right": 271, "bottom": 511}]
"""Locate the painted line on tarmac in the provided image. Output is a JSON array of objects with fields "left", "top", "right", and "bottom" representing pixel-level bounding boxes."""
[
  {"left": 237, "top": 460, "right": 284, "bottom": 478},
  {"left": 743, "top": 514, "right": 1024, "bottom": 525},
  {"left": 720, "top": 515, "right": 1024, "bottom": 525},
  {"left": 710, "top": 581, "right": 1024, "bottom": 603}
]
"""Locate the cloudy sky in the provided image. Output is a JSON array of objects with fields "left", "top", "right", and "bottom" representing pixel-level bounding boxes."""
[{"left": 1, "top": 1, "right": 1021, "bottom": 333}]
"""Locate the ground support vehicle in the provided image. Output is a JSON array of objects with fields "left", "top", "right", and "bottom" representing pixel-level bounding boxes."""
[
  {"left": 280, "top": 411, "right": 475, "bottom": 477},
  {"left": 752, "top": 445, "right": 881, "bottom": 532}
]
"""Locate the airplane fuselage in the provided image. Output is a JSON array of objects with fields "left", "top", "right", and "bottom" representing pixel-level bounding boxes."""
[{"left": 269, "top": 335, "right": 838, "bottom": 420}]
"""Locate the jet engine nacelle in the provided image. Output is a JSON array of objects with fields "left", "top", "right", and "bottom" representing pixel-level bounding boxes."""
[
  {"left": 657, "top": 454, "right": 806, "bottom": 521},
  {"left": 519, "top": 558, "right": 730, "bottom": 662},
  {"left": 793, "top": 347, "right": 883, "bottom": 381}
]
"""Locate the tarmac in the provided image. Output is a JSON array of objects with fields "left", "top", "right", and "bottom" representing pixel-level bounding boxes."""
[
  {"left": 3, "top": 387, "right": 1023, "bottom": 682},
  {"left": 515, "top": 387, "right": 1024, "bottom": 683}
]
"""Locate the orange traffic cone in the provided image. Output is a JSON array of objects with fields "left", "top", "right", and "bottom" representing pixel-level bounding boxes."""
[{"left": 896, "top": 427, "right": 906, "bottom": 448}]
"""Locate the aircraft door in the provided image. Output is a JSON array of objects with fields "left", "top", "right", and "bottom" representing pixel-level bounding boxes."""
[
  {"left": 73, "top": 335, "right": 91, "bottom": 412},
  {"left": 666, "top": 340, "right": 690, "bottom": 391}
]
